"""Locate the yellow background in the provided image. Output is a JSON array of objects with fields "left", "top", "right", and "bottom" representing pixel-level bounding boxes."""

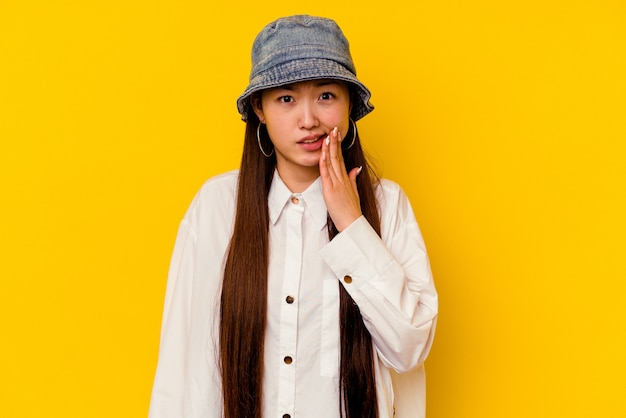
[{"left": 1, "top": 0, "right": 625, "bottom": 417}]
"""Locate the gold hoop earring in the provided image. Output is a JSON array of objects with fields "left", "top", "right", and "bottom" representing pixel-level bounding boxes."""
[
  {"left": 257, "top": 123, "right": 274, "bottom": 157},
  {"left": 345, "top": 118, "right": 357, "bottom": 150}
]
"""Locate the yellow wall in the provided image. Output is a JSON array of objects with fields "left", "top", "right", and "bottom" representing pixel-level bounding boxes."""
[{"left": 1, "top": 1, "right": 624, "bottom": 417}]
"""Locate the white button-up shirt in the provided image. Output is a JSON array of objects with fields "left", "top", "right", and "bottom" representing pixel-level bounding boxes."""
[{"left": 149, "top": 170, "right": 438, "bottom": 418}]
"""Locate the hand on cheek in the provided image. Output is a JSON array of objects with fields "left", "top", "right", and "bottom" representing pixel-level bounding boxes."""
[{"left": 319, "top": 126, "right": 363, "bottom": 232}]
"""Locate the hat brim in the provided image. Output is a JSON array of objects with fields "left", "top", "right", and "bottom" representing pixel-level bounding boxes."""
[{"left": 237, "top": 58, "right": 374, "bottom": 122}]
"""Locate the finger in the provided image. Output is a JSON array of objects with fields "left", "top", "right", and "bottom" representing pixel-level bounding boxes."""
[
  {"left": 320, "top": 145, "right": 333, "bottom": 177},
  {"left": 320, "top": 148, "right": 336, "bottom": 197},
  {"left": 327, "top": 126, "right": 339, "bottom": 161},
  {"left": 319, "top": 148, "right": 328, "bottom": 178},
  {"left": 328, "top": 127, "right": 346, "bottom": 180},
  {"left": 348, "top": 165, "right": 363, "bottom": 192},
  {"left": 322, "top": 136, "right": 335, "bottom": 183},
  {"left": 322, "top": 131, "right": 337, "bottom": 183},
  {"left": 348, "top": 165, "right": 362, "bottom": 183}
]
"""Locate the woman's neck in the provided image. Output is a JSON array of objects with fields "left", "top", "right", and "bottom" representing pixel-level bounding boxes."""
[{"left": 275, "top": 164, "right": 320, "bottom": 193}]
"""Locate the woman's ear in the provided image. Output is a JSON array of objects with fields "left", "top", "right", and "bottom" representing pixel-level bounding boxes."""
[{"left": 251, "top": 94, "right": 265, "bottom": 123}]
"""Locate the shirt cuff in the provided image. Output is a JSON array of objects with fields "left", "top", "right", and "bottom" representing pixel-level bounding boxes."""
[{"left": 319, "top": 216, "right": 395, "bottom": 294}]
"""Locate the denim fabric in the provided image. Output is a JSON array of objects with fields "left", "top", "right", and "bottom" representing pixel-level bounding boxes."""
[{"left": 237, "top": 15, "right": 374, "bottom": 122}]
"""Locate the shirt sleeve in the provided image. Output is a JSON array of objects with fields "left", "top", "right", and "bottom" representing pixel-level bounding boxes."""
[
  {"left": 148, "top": 217, "right": 196, "bottom": 417},
  {"left": 318, "top": 185, "right": 438, "bottom": 373},
  {"left": 149, "top": 173, "right": 239, "bottom": 418}
]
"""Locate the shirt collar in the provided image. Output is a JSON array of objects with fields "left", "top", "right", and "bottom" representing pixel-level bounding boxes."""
[{"left": 268, "top": 171, "right": 328, "bottom": 231}]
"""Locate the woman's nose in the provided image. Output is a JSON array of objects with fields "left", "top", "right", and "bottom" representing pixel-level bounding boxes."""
[{"left": 298, "top": 101, "right": 319, "bottom": 129}]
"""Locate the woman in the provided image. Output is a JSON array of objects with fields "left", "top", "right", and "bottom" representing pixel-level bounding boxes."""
[{"left": 149, "top": 15, "right": 438, "bottom": 418}]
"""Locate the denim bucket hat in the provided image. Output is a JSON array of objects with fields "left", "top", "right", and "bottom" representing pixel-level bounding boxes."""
[{"left": 237, "top": 15, "right": 374, "bottom": 122}]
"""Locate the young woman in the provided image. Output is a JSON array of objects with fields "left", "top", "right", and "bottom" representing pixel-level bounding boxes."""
[{"left": 149, "top": 15, "right": 438, "bottom": 418}]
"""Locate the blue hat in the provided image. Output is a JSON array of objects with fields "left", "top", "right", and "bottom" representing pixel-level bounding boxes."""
[{"left": 237, "top": 15, "right": 374, "bottom": 122}]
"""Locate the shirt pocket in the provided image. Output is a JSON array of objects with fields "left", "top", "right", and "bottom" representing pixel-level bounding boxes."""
[{"left": 320, "top": 278, "right": 340, "bottom": 377}]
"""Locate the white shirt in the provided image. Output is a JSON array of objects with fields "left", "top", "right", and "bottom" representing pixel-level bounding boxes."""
[{"left": 149, "top": 170, "right": 438, "bottom": 418}]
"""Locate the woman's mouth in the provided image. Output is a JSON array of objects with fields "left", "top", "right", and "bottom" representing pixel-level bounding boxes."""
[
  {"left": 299, "top": 134, "right": 327, "bottom": 144},
  {"left": 302, "top": 137, "right": 321, "bottom": 144},
  {"left": 298, "top": 134, "right": 327, "bottom": 150}
]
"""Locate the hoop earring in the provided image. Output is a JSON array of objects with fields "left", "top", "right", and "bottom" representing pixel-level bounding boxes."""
[
  {"left": 345, "top": 118, "right": 357, "bottom": 150},
  {"left": 257, "top": 123, "right": 274, "bottom": 157}
]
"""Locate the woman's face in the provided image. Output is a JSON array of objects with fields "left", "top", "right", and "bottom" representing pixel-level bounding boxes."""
[{"left": 253, "top": 79, "right": 351, "bottom": 183}]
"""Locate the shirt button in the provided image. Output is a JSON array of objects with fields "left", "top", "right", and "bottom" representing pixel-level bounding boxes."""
[
  {"left": 343, "top": 275, "right": 353, "bottom": 284},
  {"left": 290, "top": 196, "right": 299, "bottom": 204},
  {"left": 283, "top": 415, "right": 291, "bottom": 418},
  {"left": 285, "top": 295, "right": 295, "bottom": 304},
  {"left": 283, "top": 356, "right": 293, "bottom": 365}
]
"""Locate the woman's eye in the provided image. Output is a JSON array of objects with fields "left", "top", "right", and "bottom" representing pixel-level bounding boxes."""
[
  {"left": 278, "top": 96, "right": 293, "bottom": 103},
  {"left": 320, "top": 92, "right": 335, "bottom": 100}
]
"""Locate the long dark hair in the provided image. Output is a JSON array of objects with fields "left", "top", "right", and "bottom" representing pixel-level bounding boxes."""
[{"left": 220, "top": 108, "right": 380, "bottom": 418}]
